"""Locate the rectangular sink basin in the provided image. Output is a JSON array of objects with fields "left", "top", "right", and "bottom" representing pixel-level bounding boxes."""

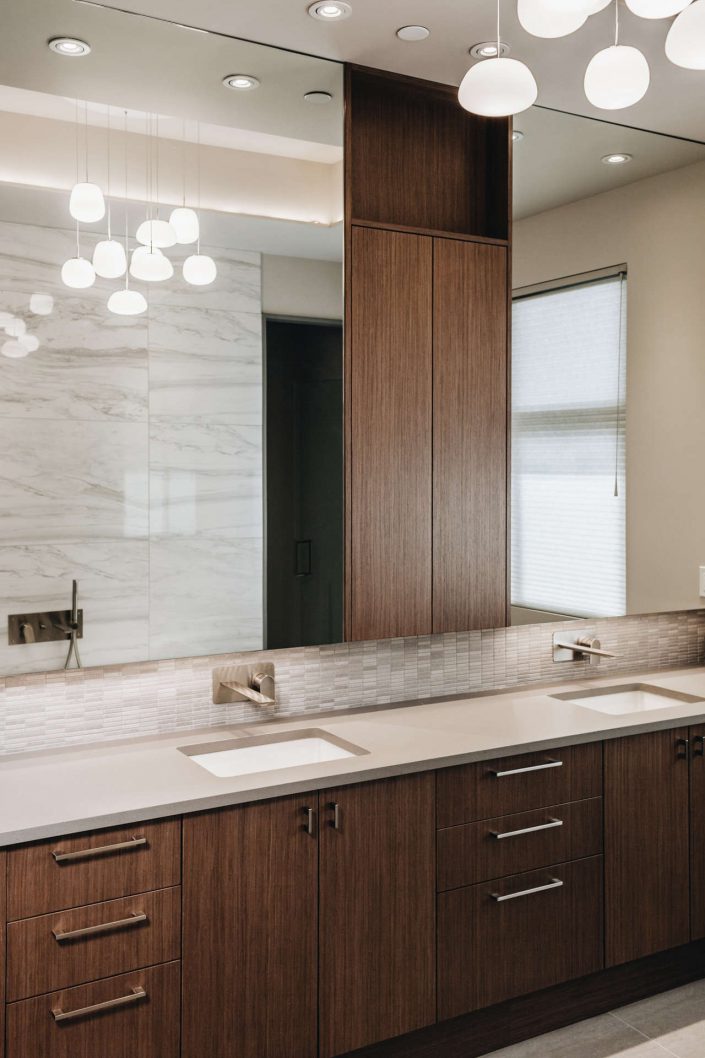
[
  {"left": 551, "top": 683, "right": 704, "bottom": 716},
  {"left": 179, "top": 729, "right": 368, "bottom": 778}
]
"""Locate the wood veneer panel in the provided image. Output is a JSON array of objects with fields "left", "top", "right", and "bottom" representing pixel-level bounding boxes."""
[
  {"left": 605, "top": 729, "right": 691, "bottom": 966},
  {"left": 319, "top": 774, "right": 436, "bottom": 1057},
  {"left": 182, "top": 795, "right": 318, "bottom": 1058},
  {"left": 432, "top": 238, "right": 508, "bottom": 632},
  {"left": 347, "top": 67, "right": 509, "bottom": 239},
  {"left": 691, "top": 726, "right": 705, "bottom": 939},
  {"left": 1, "top": 850, "right": 6, "bottom": 1058},
  {"left": 349, "top": 226, "right": 433, "bottom": 640}
]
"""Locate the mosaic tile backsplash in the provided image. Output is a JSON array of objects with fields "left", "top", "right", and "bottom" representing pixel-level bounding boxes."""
[{"left": 1, "top": 609, "right": 703, "bottom": 755}]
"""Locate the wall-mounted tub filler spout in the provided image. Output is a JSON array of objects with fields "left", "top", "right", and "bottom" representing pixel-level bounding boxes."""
[
  {"left": 8, "top": 579, "right": 84, "bottom": 661},
  {"left": 553, "top": 631, "right": 618, "bottom": 666},
  {"left": 62, "top": 579, "right": 82, "bottom": 670}
]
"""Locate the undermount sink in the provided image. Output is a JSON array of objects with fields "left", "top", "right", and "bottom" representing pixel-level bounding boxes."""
[
  {"left": 179, "top": 729, "right": 368, "bottom": 778},
  {"left": 551, "top": 683, "right": 705, "bottom": 716}
]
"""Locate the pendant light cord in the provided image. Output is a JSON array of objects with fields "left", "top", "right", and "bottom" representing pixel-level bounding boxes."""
[
  {"left": 614, "top": 0, "right": 619, "bottom": 47},
  {"left": 496, "top": 0, "right": 501, "bottom": 56},
  {"left": 614, "top": 272, "right": 625, "bottom": 497},
  {"left": 124, "top": 109, "right": 130, "bottom": 291},
  {"left": 196, "top": 121, "right": 201, "bottom": 254},
  {"left": 106, "top": 105, "right": 111, "bottom": 240}
]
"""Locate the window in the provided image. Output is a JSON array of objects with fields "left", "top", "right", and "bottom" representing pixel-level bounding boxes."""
[{"left": 511, "top": 272, "right": 626, "bottom": 619}]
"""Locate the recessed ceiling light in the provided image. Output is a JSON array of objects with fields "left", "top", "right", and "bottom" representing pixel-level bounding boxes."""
[
  {"left": 602, "top": 152, "right": 633, "bottom": 165},
  {"left": 48, "top": 37, "right": 91, "bottom": 57},
  {"left": 222, "top": 74, "right": 260, "bottom": 91},
  {"left": 469, "top": 41, "right": 511, "bottom": 59},
  {"left": 308, "top": 2, "right": 352, "bottom": 21},
  {"left": 512, "top": 130, "right": 524, "bottom": 142},
  {"left": 304, "top": 90, "right": 334, "bottom": 104},
  {"left": 397, "top": 26, "right": 430, "bottom": 42}
]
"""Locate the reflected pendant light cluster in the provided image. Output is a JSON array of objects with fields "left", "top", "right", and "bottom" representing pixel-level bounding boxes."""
[{"left": 460, "top": 0, "right": 704, "bottom": 117}]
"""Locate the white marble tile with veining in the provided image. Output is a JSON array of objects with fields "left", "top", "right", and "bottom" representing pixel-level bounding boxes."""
[{"left": 147, "top": 245, "right": 261, "bottom": 313}]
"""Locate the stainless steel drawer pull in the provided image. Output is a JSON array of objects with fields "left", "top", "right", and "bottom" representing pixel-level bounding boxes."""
[
  {"left": 303, "top": 806, "right": 315, "bottom": 837},
  {"left": 328, "top": 802, "right": 341, "bottom": 830},
  {"left": 491, "top": 878, "right": 564, "bottom": 902},
  {"left": 52, "top": 985, "right": 147, "bottom": 1022},
  {"left": 52, "top": 911, "right": 148, "bottom": 943},
  {"left": 52, "top": 836, "right": 147, "bottom": 863},
  {"left": 491, "top": 759, "right": 563, "bottom": 778},
  {"left": 490, "top": 818, "right": 563, "bottom": 840}
]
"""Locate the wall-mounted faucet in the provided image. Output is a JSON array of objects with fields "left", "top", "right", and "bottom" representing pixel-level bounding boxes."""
[
  {"left": 8, "top": 578, "right": 83, "bottom": 668},
  {"left": 553, "top": 631, "right": 618, "bottom": 666},
  {"left": 213, "top": 663, "right": 276, "bottom": 707}
]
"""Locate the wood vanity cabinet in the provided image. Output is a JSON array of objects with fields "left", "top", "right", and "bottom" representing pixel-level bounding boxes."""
[{"left": 690, "top": 726, "right": 705, "bottom": 939}]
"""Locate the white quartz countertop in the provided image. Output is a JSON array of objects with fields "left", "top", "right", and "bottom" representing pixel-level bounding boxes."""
[{"left": 3, "top": 665, "right": 705, "bottom": 847}]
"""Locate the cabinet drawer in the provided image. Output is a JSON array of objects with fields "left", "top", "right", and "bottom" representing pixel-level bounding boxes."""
[
  {"left": 437, "top": 742, "right": 602, "bottom": 827},
  {"left": 7, "top": 819, "right": 181, "bottom": 919},
  {"left": 7, "top": 886, "right": 181, "bottom": 1002},
  {"left": 6, "top": 961, "right": 180, "bottom": 1058},
  {"left": 437, "top": 797, "right": 602, "bottom": 890},
  {"left": 438, "top": 855, "right": 604, "bottom": 1019}
]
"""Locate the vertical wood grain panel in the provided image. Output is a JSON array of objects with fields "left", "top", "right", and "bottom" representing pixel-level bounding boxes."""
[
  {"left": 433, "top": 238, "right": 508, "bottom": 633},
  {"left": 182, "top": 796, "right": 318, "bottom": 1058},
  {"left": 1, "top": 849, "right": 6, "bottom": 1058},
  {"left": 691, "top": 727, "right": 705, "bottom": 939},
  {"left": 318, "top": 774, "right": 436, "bottom": 1057},
  {"left": 604, "top": 730, "right": 691, "bottom": 966},
  {"left": 350, "top": 226, "right": 433, "bottom": 640}
]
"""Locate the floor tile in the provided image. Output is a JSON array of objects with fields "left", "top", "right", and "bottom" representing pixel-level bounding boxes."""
[
  {"left": 614, "top": 980, "right": 705, "bottom": 1058},
  {"left": 483, "top": 1012, "right": 677, "bottom": 1058}
]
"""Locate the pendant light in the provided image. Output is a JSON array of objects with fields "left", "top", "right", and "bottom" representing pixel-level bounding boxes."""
[
  {"left": 93, "top": 107, "right": 127, "bottom": 279},
  {"left": 169, "top": 120, "right": 199, "bottom": 244},
  {"left": 2, "top": 340, "right": 30, "bottom": 359},
  {"left": 61, "top": 221, "right": 96, "bottom": 289},
  {"left": 29, "top": 293, "right": 54, "bottom": 315},
  {"left": 4, "top": 317, "right": 26, "bottom": 337},
  {"left": 182, "top": 121, "right": 216, "bottom": 286},
  {"left": 666, "top": 0, "right": 705, "bottom": 67},
  {"left": 458, "top": 0, "right": 537, "bottom": 116},
  {"left": 626, "top": 0, "right": 690, "bottom": 16},
  {"left": 585, "top": 0, "right": 650, "bottom": 108},
  {"left": 69, "top": 101, "right": 105, "bottom": 223},
  {"left": 108, "top": 110, "right": 147, "bottom": 316},
  {"left": 130, "top": 244, "right": 174, "bottom": 282},
  {"left": 518, "top": 0, "right": 588, "bottom": 38},
  {"left": 136, "top": 115, "right": 176, "bottom": 248}
]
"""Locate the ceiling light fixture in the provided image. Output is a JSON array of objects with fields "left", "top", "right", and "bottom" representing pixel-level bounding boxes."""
[
  {"left": 584, "top": 0, "right": 650, "bottom": 109},
  {"left": 459, "top": 0, "right": 537, "bottom": 116},
  {"left": 666, "top": 0, "right": 705, "bottom": 69},
  {"left": 222, "top": 74, "right": 260, "bottom": 90},
  {"left": 518, "top": 0, "right": 588, "bottom": 39},
  {"left": 626, "top": 0, "right": 690, "bottom": 16},
  {"left": 397, "top": 26, "right": 430, "bottom": 42},
  {"left": 108, "top": 107, "right": 147, "bottom": 317},
  {"left": 470, "top": 41, "right": 510, "bottom": 58},
  {"left": 304, "top": 90, "right": 334, "bottom": 103},
  {"left": 2, "top": 340, "right": 30, "bottom": 360},
  {"left": 49, "top": 37, "right": 91, "bottom": 57},
  {"left": 602, "top": 152, "right": 633, "bottom": 164},
  {"left": 308, "top": 2, "right": 352, "bottom": 21}
]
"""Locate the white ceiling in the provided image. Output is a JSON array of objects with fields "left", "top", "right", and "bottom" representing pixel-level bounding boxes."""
[{"left": 87, "top": 0, "right": 705, "bottom": 142}]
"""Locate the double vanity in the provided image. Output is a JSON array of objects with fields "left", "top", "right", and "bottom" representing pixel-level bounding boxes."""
[{"left": 0, "top": 666, "right": 704, "bottom": 1058}]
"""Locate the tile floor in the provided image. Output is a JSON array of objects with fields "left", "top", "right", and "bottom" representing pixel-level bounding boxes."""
[{"left": 485, "top": 979, "right": 705, "bottom": 1058}]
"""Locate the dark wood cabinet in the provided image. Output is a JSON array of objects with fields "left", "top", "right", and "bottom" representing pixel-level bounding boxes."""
[
  {"left": 433, "top": 238, "right": 509, "bottom": 633},
  {"left": 318, "top": 774, "right": 436, "bottom": 1058},
  {"left": 182, "top": 794, "right": 318, "bottom": 1058},
  {"left": 690, "top": 726, "right": 705, "bottom": 940},
  {"left": 1, "top": 851, "right": 6, "bottom": 1058},
  {"left": 604, "top": 729, "right": 691, "bottom": 966}
]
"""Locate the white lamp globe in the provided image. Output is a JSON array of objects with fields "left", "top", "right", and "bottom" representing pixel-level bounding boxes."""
[
  {"left": 0, "top": 311, "right": 14, "bottom": 326},
  {"left": 2, "top": 339, "right": 29, "bottom": 359},
  {"left": 182, "top": 253, "right": 217, "bottom": 286},
  {"left": 92, "top": 239, "right": 127, "bottom": 279},
  {"left": 136, "top": 218, "right": 177, "bottom": 248},
  {"left": 69, "top": 182, "right": 106, "bottom": 223},
  {"left": 107, "top": 288, "right": 148, "bottom": 316},
  {"left": 666, "top": 0, "right": 705, "bottom": 68},
  {"left": 4, "top": 317, "right": 26, "bottom": 337},
  {"left": 61, "top": 256, "right": 96, "bottom": 289},
  {"left": 19, "top": 334, "right": 40, "bottom": 353},
  {"left": 29, "top": 293, "right": 54, "bottom": 315},
  {"left": 518, "top": 0, "right": 587, "bottom": 38},
  {"left": 169, "top": 207, "right": 200, "bottom": 245},
  {"left": 626, "top": 0, "right": 690, "bottom": 16},
  {"left": 585, "top": 0, "right": 612, "bottom": 10},
  {"left": 130, "top": 246, "right": 174, "bottom": 282},
  {"left": 458, "top": 57, "right": 538, "bottom": 117},
  {"left": 541, "top": 0, "right": 597, "bottom": 12},
  {"left": 584, "top": 45, "right": 650, "bottom": 109}
]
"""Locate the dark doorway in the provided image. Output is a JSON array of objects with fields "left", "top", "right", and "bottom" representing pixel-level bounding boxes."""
[{"left": 265, "top": 317, "right": 343, "bottom": 648}]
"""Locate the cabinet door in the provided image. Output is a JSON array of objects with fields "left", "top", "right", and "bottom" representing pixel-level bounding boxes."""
[
  {"left": 433, "top": 237, "right": 508, "bottom": 633},
  {"left": 349, "top": 225, "right": 433, "bottom": 640},
  {"left": 691, "top": 726, "right": 705, "bottom": 939},
  {"left": 182, "top": 795, "right": 318, "bottom": 1058},
  {"left": 1, "top": 850, "right": 6, "bottom": 1058},
  {"left": 319, "top": 774, "right": 436, "bottom": 1058},
  {"left": 605, "top": 729, "right": 691, "bottom": 966}
]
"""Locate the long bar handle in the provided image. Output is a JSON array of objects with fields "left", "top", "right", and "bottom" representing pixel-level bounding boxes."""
[
  {"left": 53, "top": 911, "right": 147, "bottom": 943},
  {"left": 328, "top": 802, "right": 341, "bottom": 830},
  {"left": 491, "top": 818, "right": 563, "bottom": 841},
  {"left": 52, "top": 836, "right": 147, "bottom": 863},
  {"left": 302, "top": 806, "right": 315, "bottom": 836},
  {"left": 491, "top": 878, "right": 564, "bottom": 903},
  {"left": 52, "top": 985, "right": 147, "bottom": 1022},
  {"left": 491, "top": 759, "right": 563, "bottom": 778},
  {"left": 554, "top": 640, "right": 617, "bottom": 659}
]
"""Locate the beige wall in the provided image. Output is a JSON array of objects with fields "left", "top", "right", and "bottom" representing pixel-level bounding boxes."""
[
  {"left": 514, "top": 160, "right": 705, "bottom": 615},
  {"left": 261, "top": 254, "right": 343, "bottom": 320}
]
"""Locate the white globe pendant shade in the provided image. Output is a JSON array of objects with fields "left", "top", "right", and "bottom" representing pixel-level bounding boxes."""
[
  {"left": 136, "top": 218, "right": 177, "bottom": 248},
  {"left": 69, "top": 182, "right": 106, "bottom": 223},
  {"left": 666, "top": 0, "right": 705, "bottom": 68},
  {"left": 0, "top": 311, "right": 14, "bottom": 326},
  {"left": 541, "top": 0, "right": 597, "bottom": 12},
  {"left": 169, "top": 207, "right": 200, "bottom": 245},
  {"left": 584, "top": 45, "right": 650, "bottom": 109},
  {"left": 585, "top": 0, "right": 612, "bottom": 11},
  {"left": 61, "top": 256, "right": 96, "bottom": 289},
  {"left": 107, "top": 288, "right": 148, "bottom": 316},
  {"left": 626, "top": 0, "right": 690, "bottom": 17},
  {"left": 2, "top": 339, "right": 29, "bottom": 359},
  {"left": 92, "top": 239, "right": 127, "bottom": 279},
  {"left": 182, "top": 253, "right": 217, "bottom": 286},
  {"left": 29, "top": 293, "right": 54, "bottom": 315},
  {"left": 518, "top": 0, "right": 587, "bottom": 38},
  {"left": 4, "top": 317, "right": 26, "bottom": 337},
  {"left": 130, "top": 246, "right": 174, "bottom": 282},
  {"left": 19, "top": 334, "right": 40, "bottom": 353},
  {"left": 458, "top": 57, "right": 538, "bottom": 117}
]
